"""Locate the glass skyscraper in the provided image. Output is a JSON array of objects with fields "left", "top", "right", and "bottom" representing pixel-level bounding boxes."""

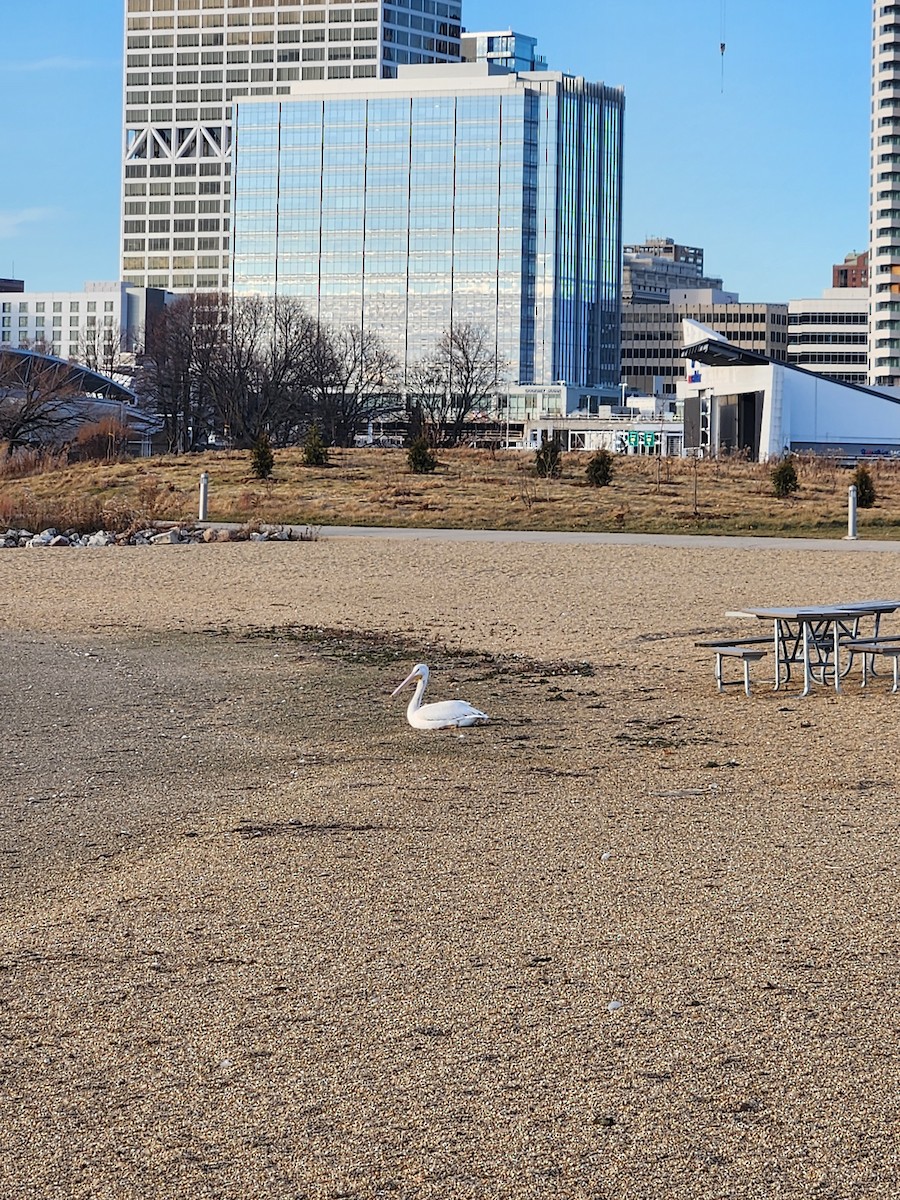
[
  {"left": 232, "top": 63, "right": 624, "bottom": 391},
  {"left": 120, "top": 0, "right": 462, "bottom": 295}
]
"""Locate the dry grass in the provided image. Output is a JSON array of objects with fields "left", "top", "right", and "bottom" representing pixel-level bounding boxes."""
[
  {"left": 0, "top": 445, "right": 69, "bottom": 481},
  {"left": 1, "top": 446, "right": 899, "bottom": 537}
]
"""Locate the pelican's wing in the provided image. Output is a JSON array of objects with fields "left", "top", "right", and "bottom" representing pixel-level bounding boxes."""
[{"left": 415, "top": 700, "right": 489, "bottom": 728}]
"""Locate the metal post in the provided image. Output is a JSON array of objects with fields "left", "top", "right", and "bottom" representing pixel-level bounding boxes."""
[
  {"left": 199, "top": 472, "right": 209, "bottom": 522},
  {"left": 845, "top": 484, "right": 858, "bottom": 541}
]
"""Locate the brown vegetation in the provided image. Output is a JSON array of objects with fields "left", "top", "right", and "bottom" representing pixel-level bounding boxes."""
[{"left": 1, "top": 446, "right": 899, "bottom": 537}]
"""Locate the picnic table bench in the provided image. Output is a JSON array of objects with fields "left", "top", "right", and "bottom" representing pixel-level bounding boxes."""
[
  {"left": 694, "top": 638, "right": 769, "bottom": 696},
  {"left": 840, "top": 637, "right": 900, "bottom": 691}
]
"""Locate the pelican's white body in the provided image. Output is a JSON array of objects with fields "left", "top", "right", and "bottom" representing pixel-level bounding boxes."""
[{"left": 391, "top": 663, "right": 489, "bottom": 730}]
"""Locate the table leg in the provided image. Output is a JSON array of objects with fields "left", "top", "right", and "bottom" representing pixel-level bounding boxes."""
[
  {"left": 801, "top": 620, "right": 814, "bottom": 697},
  {"left": 773, "top": 620, "right": 783, "bottom": 690},
  {"left": 833, "top": 621, "right": 842, "bottom": 694}
]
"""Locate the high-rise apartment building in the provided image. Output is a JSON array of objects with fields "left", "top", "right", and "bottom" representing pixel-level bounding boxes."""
[
  {"left": 870, "top": 0, "right": 900, "bottom": 385},
  {"left": 120, "top": 0, "right": 462, "bottom": 295},
  {"left": 231, "top": 62, "right": 625, "bottom": 392}
]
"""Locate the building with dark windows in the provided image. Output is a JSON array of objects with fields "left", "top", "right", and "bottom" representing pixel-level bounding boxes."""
[
  {"left": 787, "top": 289, "right": 869, "bottom": 385},
  {"left": 120, "top": 0, "right": 462, "bottom": 295},
  {"left": 231, "top": 61, "right": 625, "bottom": 401},
  {"left": 620, "top": 289, "right": 788, "bottom": 397}
]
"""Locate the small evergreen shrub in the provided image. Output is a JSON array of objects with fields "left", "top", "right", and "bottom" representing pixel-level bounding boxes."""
[
  {"left": 250, "top": 432, "right": 274, "bottom": 480},
  {"left": 852, "top": 463, "right": 876, "bottom": 508},
  {"left": 535, "top": 434, "right": 563, "bottom": 479},
  {"left": 302, "top": 425, "right": 328, "bottom": 468},
  {"left": 585, "top": 448, "right": 614, "bottom": 487},
  {"left": 771, "top": 456, "right": 799, "bottom": 499},
  {"left": 407, "top": 436, "right": 437, "bottom": 474}
]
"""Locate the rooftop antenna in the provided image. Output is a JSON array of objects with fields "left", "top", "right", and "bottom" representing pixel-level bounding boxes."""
[{"left": 720, "top": 0, "right": 726, "bottom": 93}]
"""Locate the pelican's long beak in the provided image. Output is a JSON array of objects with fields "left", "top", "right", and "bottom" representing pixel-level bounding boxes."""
[{"left": 391, "top": 668, "right": 420, "bottom": 697}]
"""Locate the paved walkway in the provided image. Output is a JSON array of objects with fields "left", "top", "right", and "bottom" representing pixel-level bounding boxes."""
[{"left": 252, "top": 523, "right": 900, "bottom": 553}]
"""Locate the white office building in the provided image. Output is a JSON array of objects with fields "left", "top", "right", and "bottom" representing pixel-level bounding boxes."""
[
  {"left": 870, "top": 0, "right": 900, "bottom": 386},
  {"left": 120, "top": 0, "right": 462, "bottom": 295},
  {"left": 0, "top": 281, "right": 168, "bottom": 369},
  {"left": 787, "top": 288, "right": 869, "bottom": 385}
]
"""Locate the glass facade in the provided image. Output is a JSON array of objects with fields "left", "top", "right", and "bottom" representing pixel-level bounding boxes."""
[
  {"left": 232, "top": 69, "right": 624, "bottom": 390},
  {"left": 120, "top": 0, "right": 462, "bottom": 295}
]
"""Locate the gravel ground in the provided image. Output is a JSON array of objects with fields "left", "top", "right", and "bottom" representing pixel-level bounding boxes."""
[{"left": 0, "top": 537, "right": 898, "bottom": 1199}]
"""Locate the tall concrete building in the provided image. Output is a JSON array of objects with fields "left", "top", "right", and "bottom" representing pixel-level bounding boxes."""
[
  {"left": 232, "top": 62, "right": 625, "bottom": 392},
  {"left": 870, "top": 0, "right": 900, "bottom": 385},
  {"left": 120, "top": 0, "right": 463, "bottom": 294}
]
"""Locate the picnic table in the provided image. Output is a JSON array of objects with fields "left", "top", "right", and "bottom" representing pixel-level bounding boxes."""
[{"left": 725, "top": 601, "right": 900, "bottom": 696}]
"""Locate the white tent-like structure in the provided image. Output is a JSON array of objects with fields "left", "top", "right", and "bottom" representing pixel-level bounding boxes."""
[{"left": 677, "top": 320, "right": 900, "bottom": 461}]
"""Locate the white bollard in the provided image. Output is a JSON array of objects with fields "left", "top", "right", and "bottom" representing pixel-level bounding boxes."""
[
  {"left": 845, "top": 483, "right": 858, "bottom": 541},
  {"left": 199, "top": 471, "right": 209, "bottom": 522}
]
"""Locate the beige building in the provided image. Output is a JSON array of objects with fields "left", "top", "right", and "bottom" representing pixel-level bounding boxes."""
[
  {"left": 621, "top": 288, "right": 789, "bottom": 397},
  {"left": 787, "top": 288, "right": 868, "bottom": 386}
]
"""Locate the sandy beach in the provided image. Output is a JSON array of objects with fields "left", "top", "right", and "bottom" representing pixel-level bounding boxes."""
[{"left": 1, "top": 534, "right": 898, "bottom": 1198}]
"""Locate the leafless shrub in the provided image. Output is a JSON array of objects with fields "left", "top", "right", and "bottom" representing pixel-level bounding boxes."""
[
  {"left": 71, "top": 417, "right": 131, "bottom": 462},
  {"left": 0, "top": 445, "right": 69, "bottom": 480}
]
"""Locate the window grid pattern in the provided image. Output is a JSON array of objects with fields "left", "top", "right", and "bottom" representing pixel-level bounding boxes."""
[
  {"left": 232, "top": 77, "right": 623, "bottom": 390},
  {"left": 121, "top": 0, "right": 462, "bottom": 293}
]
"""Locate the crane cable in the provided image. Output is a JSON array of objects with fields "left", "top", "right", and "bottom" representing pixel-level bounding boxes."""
[{"left": 720, "top": 0, "right": 727, "bottom": 94}]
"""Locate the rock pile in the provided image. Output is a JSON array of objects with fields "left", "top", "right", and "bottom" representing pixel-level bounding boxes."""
[{"left": 2, "top": 525, "right": 315, "bottom": 548}]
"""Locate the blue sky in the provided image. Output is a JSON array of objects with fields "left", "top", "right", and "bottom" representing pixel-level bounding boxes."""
[{"left": 0, "top": 0, "right": 870, "bottom": 301}]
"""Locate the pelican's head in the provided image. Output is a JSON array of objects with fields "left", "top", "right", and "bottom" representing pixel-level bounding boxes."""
[{"left": 391, "top": 662, "right": 429, "bottom": 696}]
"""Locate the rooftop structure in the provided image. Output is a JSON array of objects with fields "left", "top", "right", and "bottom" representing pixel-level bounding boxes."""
[
  {"left": 833, "top": 250, "right": 869, "bottom": 288},
  {"left": 461, "top": 30, "right": 547, "bottom": 72},
  {"left": 622, "top": 237, "right": 724, "bottom": 304}
]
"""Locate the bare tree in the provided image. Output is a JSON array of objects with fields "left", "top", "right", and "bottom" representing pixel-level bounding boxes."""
[
  {"left": 0, "top": 351, "right": 80, "bottom": 455},
  {"left": 407, "top": 323, "right": 505, "bottom": 446},
  {"left": 308, "top": 324, "right": 401, "bottom": 447},
  {"left": 208, "top": 294, "right": 318, "bottom": 448},
  {"left": 134, "top": 293, "right": 225, "bottom": 452},
  {"left": 77, "top": 320, "right": 137, "bottom": 381}
]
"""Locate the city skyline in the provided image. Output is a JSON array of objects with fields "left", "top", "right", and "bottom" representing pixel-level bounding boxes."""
[{"left": 0, "top": 0, "right": 870, "bottom": 302}]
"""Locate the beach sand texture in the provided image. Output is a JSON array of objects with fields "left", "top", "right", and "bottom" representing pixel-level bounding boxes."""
[{"left": 1, "top": 537, "right": 898, "bottom": 1199}]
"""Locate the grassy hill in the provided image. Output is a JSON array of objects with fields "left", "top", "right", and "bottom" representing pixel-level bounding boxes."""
[{"left": 1, "top": 446, "right": 898, "bottom": 539}]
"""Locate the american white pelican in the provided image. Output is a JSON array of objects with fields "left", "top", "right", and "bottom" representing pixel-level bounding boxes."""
[{"left": 391, "top": 663, "right": 489, "bottom": 730}]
